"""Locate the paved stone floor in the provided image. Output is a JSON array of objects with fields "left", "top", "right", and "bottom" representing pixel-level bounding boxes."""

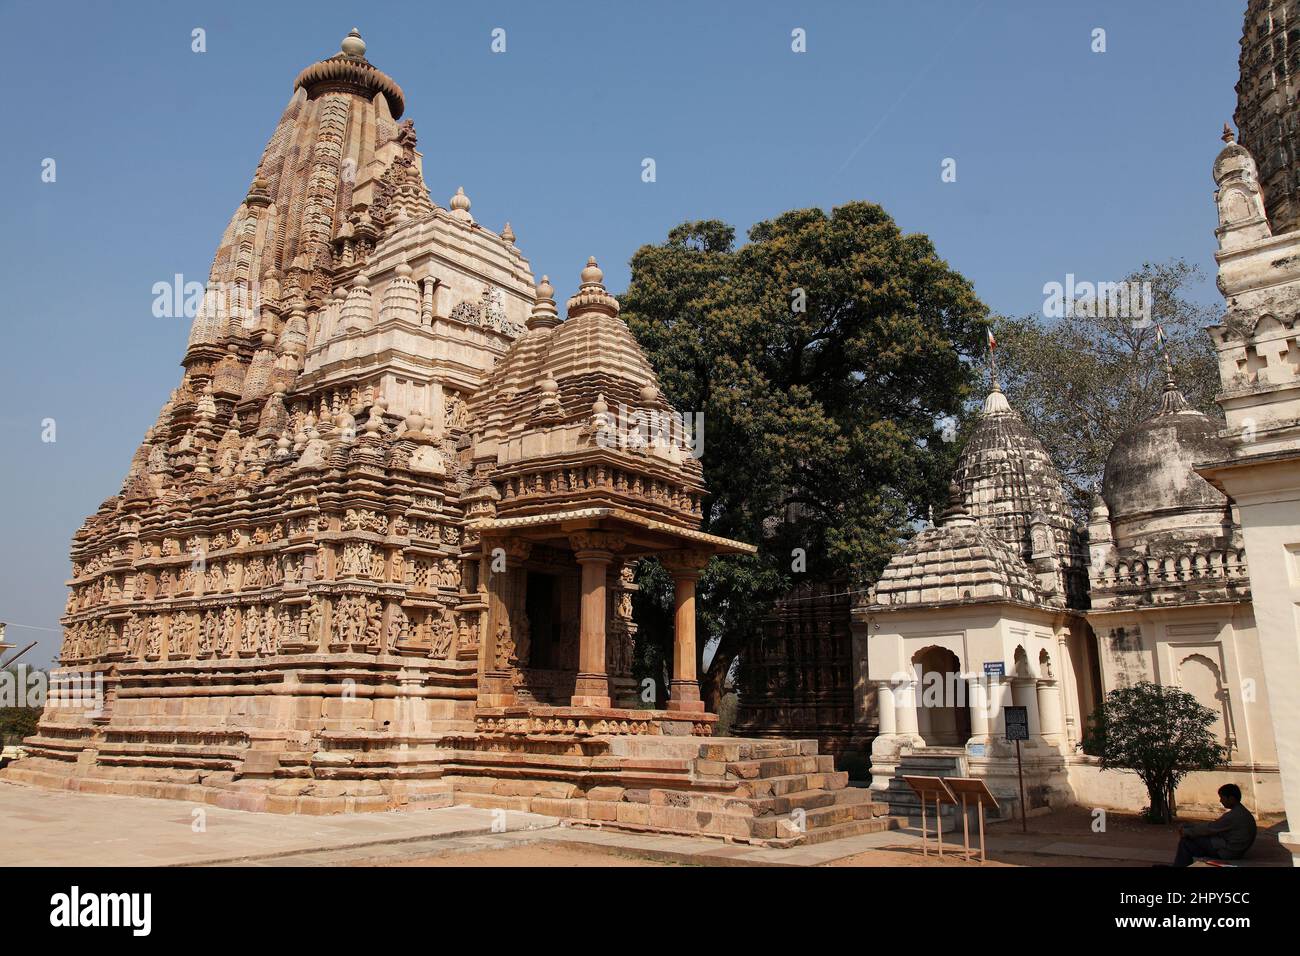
[
  {"left": 1, "top": 780, "right": 1289, "bottom": 867},
  {"left": 0, "top": 781, "right": 557, "bottom": 867}
]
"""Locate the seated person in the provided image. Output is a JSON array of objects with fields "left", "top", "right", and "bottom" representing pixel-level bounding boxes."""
[{"left": 1168, "top": 783, "right": 1257, "bottom": 867}]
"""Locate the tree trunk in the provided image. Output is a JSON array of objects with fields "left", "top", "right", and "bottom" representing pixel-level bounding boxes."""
[{"left": 700, "top": 638, "right": 737, "bottom": 714}]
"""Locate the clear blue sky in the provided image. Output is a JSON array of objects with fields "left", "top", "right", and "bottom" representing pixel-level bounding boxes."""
[{"left": 0, "top": 0, "right": 1243, "bottom": 665}]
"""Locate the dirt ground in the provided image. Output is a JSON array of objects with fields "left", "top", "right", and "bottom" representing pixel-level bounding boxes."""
[
  {"left": 369, "top": 805, "right": 1292, "bottom": 868},
  {"left": 378, "top": 844, "right": 671, "bottom": 867},
  {"left": 830, "top": 804, "right": 1292, "bottom": 867}
]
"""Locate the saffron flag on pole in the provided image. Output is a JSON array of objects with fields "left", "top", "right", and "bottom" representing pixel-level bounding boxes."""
[{"left": 987, "top": 328, "right": 997, "bottom": 352}]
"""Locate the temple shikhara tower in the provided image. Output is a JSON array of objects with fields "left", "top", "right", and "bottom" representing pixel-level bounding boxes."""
[{"left": 3, "top": 31, "right": 893, "bottom": 846}]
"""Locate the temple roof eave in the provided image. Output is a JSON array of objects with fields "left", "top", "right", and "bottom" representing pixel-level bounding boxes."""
[{"left": 469, "top": 507, "right": 756, "bottom": 557}]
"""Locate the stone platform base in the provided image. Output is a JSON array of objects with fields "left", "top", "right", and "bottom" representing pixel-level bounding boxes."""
[{"left": 2, "top": 723, "right": 892, "bottom": 847}]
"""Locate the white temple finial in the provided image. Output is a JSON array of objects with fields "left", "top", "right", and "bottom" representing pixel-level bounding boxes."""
[
  {"left": 450, "top": 186, "right": 473, "bottom": 222},
  {"left": 341, "top": 28, "right": 366, "bottom": 58}
]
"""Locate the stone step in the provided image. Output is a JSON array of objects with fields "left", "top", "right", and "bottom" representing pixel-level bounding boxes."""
[
  {"left": 799, "top": 816, "right": 897, "bottom": 845},
  {"left": 736, "top": 770, "right": 848, "bottom": 799},
  {"left": 801, "top": 799, "right": 879, "bottom": 829},
  {"left": 697, "top": 739, "right": 815, "bottom": 762},
  {"left": 750, "top": 785, "right": 874, "bottom": 815},
  {"left": 725, "top": 755, "right": 822, "bottom": 779}
]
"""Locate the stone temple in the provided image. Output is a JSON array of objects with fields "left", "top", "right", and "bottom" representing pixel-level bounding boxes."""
[{"left": 3, "top": 31, "right": 891, "bottom": 845}]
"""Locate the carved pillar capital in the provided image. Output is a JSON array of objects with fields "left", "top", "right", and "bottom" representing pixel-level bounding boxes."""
[
  {"left": 659, "top": 549, "right": 711, "bottom": 579},
  {"left": 483, "top": 535, "right": 532, "bottom": 563},
  {"left": 568, "top": 531, "right": 625, "bottom": 559}
]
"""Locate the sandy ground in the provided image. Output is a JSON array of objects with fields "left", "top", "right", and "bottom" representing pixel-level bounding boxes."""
[
  {"left": 380, "top": 845, "right": 669, "bottom": 867},
  {"left": 371, "top": 805, "right": 1293, "bottom": 868}
]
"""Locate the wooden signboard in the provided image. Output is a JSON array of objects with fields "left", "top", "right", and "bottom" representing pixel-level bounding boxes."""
[
  {"left": 945, "top": 777, "right": 999, "bottom": 863},
  {"left": 901, "top": 775, "right": 957, "bottom": 858}
]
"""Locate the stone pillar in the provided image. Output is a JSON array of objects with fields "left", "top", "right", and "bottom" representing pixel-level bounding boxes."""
[
  {"left": 568, "top": 532, "right": 624, "bottom": 708},
  {"left": 985, "top": 675, "right": 1009, "bottom": 736},
  {"left": 1037, "top": 678, "right": 1064, "bottom": 748},
  {"left": 895, "top": 677, "right": 921, "bottom": 737},
  {"left": 477, "top": 536, "right": 530, "bottom": 707},
  {"left": 875, "top": 681, "right": 897, "bottom": 736},
  {"left": 661, "top": 550, "right": 711, "bottom": 713},
  {"left": 967, "top": 675, "right": 990, "bottom": 738}
]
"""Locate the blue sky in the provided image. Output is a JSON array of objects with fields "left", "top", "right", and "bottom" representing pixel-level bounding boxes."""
[{"left": 0, "top": 0, "right": 1244, "bottom": 664}]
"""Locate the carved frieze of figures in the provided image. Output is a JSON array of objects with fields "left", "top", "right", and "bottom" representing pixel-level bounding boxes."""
[
  {"left": 162, "top": 539, "right": 180, "bottom": 557},
  {"left": 333, "top": 595, "right": 381, "bottom": 647},
  {"left": 343, "top": 508, "right": 387, "bottom": 534},
  {"left": 445, "top": 395, "right": 469, "bottom": 431},
  {"left": 158, "top": 569, "right": 173, "bottom": 598},
  {"left": 440, "top": 525, "right": 460, "bottom": 546},
  {"left": 265, "top": 556, "right": 282, "bottom": 585},
  {"left": 208, "top": 562, "right": 225, "bottom": 592},
  {"left": 341, "top": 541, "right": 373, "bottom": 577},
  {"left": 245, "top": 557, "right": 266, "bottom": 589},
  {"left": 437, "top": 558, "right": 460, "bottom": 590},
  {"left": 370, "top": 549, "right": 387, "bottom": 579},
  {"left": 392, "top": 515, "right": 409, "bottom": 536}
]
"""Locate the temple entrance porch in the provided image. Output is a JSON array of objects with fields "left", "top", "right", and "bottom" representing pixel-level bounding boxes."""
[{"left": 468, "top": 509, "right": 748, "bottom": 724}]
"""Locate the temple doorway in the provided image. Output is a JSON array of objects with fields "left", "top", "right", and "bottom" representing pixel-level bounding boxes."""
[{"left": 912, "top": 646, "right": 971, "bottom": 746}]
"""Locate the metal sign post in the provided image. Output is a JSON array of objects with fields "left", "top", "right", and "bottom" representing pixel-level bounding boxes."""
[{"left": 1004, "top": 704, "right": 1029, "bottom": 833}]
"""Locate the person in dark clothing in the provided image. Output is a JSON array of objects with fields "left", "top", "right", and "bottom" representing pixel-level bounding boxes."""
[{"left": 1167, "top": 784, "right": 1257, "bottom": 867}]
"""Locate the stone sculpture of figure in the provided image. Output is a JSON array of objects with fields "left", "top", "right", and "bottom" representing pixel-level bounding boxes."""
[
  {"left": 243, "top": 607, "right": 261, "bottom": 653},
  {"left": 264, "top": 610, "right": 281, "bottom": 655},
  {"left": 431, "top": 612, "right": 454, "bottom": 659},
  {"left": 364, "top": 599, "right": 383, "bottom": 647},
  {"left": 387, "top": 609, "right": 407, "bottom": 651},
  {"left": 513, "top": 613, "right": 531, "bottom": 666},
  {"left": 199, "top": 612, "right": 217, "bottom": 655},
  {"left": 494, "top": 624, "right": 513, "bottom": 670},
  {"left": 306, "top": 599, "right": 322, "bottom": 643},
  {"left": 219, "top": 606, "right": 238, "bottom": 655},
  {"left": 124, "top": 615, "right": 145, "bottom": 659},
  {"left": 145, "top": 616, "right": 163, "bottom": 658}
]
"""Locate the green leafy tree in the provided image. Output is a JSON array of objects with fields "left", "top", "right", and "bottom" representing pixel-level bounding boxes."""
[
  {"left": 621, "top": 204, "right": 989, "bottom": 710},
  {"left": 993, "top": 259, "right": 1221, "bottom": 516},
  {"left": 1083, "top": 681, "right": 1226, "bottom": 824}
]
